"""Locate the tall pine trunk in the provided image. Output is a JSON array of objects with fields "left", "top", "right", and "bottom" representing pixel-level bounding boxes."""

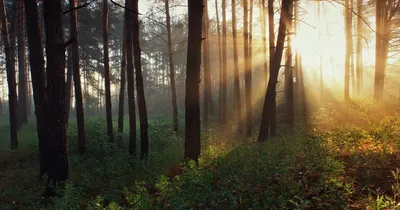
[
  {"left": 215, "top": 0, "right": 223, "bottom": 125},
  {"left": 43, "top": 0, "right": 69, "bottom": 187},
  {"left": 258, "top": 0, "right": 292, "bottom": 141},
  {"left": 70, "top": 0, "right": 86, "bottom": 155},
  {"left": 246, "top": 0, "right": 253, "bottom": 136},
  {"left": 132, "top": 0, "right": 149, "bottom": 159},
  {"left": 356, "top": 0, "right": 363, "bottom": 95},
  {"left": 344, "top": 0, "right": 351, "bottom": 102},
  {"left": 232, "top": 0, "right": 241, "bottom": 130},
  {"left": 165, "top": 0, "right": 179, "bottom": 132},
  {"left": 185, "top": 0, "right": 203, "bottom": 161},
  {"left": 103, "top": 0, "right": 114, "bottom": 141},
  {"left": 0, "top": 0, "right": 18, "bottom": 149},
  {"left": 118, "top": 22, "right": 127, "bottom": 140},
  {"left": 261, "top": 0, "right": 268, "bottom": 86},
  {"left": 268, "top": 0, "right": 275, "bottom": 69},
  {"left": 18, "top": 0, "right": 28, "bottom": 126},
  {"left": 284, "top": 0, "right": 293, "bottom": 126},
  {"left": 202, "top": 0, "right": 213, "bottom": 126},
  {"left": 24, "top": 0, "right": 47, "bottom": 176},
  {"left": 124, "top": 0, "right": 137, "bottom": 155},
  {"left": 221, "top": 0, "right": 227, "bottom": 125},
  {"left": 65, "top": 47, "right": 73, "bottom": 118}
]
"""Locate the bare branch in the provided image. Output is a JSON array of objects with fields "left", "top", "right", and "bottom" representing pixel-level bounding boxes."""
[
  {"left": 63, "top": 2, "right": 91, "bottom": 15},
  {"left": 109, "top": 0, "right": 140, "bottom": 14}
]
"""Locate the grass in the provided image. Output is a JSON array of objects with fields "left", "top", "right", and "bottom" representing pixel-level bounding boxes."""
[{"left": 2, "top": 101, "right": 400, "bottom": 209}]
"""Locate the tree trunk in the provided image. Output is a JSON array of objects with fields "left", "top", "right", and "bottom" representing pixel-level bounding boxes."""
[
  {"left": 132, "top": 0, "right": 149, "bottom": 159},
  {"left": 18, "top": 0, "right": 28, "bottom": 126},
  {"left": 165, "top": 0, "right": 179, "bottom": 132},
  {"left": 124, "top": 0, "right": 137, "bottom": 156},
  {"left": 246, "top": 0, "right": 253, "bottom": 136},
  {"left": 232, "top": 0, "right": 241, "bottom": 131},
  {"left": 350, "top": 0, "right": 355, "bottom": 97},
  {"left": 285, "top": 0, "right": 293, "bottom": 126},
  {"left": 374, "top": 0, "right": 386, "bottom": 101},
  {"left": 103, "top": 0, "right": 113, "bottom": 141},
  {"left": 344, "top": 0, "right": 350, "bottom": 102},
  {"left": 221, "top": 0, "right": 227, "bottom": 125},
  {"left": 24, "top": 0, "right": 48, "bottom": 177},
  {"left": 118, "top": 22, "right": 127, "bottom": 141},
  {"left": 70, "top": 0, "right": 86, "bottom": 155},
  {"left": 43, "top": 0, "right": 69, "bottom": 187},
  {"left": 0, "top": 0, "right": 18, "bottom": 149},
  {"left": 185, "top": 0, "right": 203, "bottom": 161},
  {"left": 215, "top": 0, "right": 223, "bottom": 125},
  {"left": 202, "top": 0, "right": 213, "bottom": 126},
  {"left": 268, "top": 0, "right": 275, "bottom": 69},
  {"left": 261, "top": 0, "right": 268, "bottom": 86},
  {"left": 356, "top": 0, "right": 363, "bottom": 95},
  {"left": 258, "top": 0, "right": 292, "bottom": 142},
  {"left": 65, "top": 47, "right": 73, "bottom": 119}
]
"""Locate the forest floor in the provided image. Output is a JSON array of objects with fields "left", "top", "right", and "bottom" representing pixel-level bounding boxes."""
[{"left": 2, "top": 102, "right": 400, "bottom": 209}]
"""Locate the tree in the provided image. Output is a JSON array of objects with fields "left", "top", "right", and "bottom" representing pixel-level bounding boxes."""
[
  {"left": 103, "top": 0, "right": 114, "bottom": 141},
  {"left": 118, "top": 22, "right": 127, "bottom": 141},
  {"left": 24, "top": 0, "right": 47, "bottom": 177},
  {"left": 356, "top": 0, "right": 363, "bottom": 95},
  {"left": 258, "top": 0, "right": 292, "bottom": 141},
  {"left": 202, "top": 0, "right": 213, "bottom": 126},
  {"left": 124, "top": 0, "right": 137, "bottom": 155},
  {"left": 268, "top": 0, "right": 275, "bottom": 70},
  {"left": 43, "top": 0, "right": 69, "bottom": 190},
  {"left": 261, "top": 0, "right": 268, "bottom": 85},
  {"left": 132, "top": 0, "right": 149, "bottom": 159},
  {"left": 221, "top": 0, "right": 227, "bottom": 125},
  {"left": 165, "top": 0, "right": 179, "bottom": 132},
  {"left": 70, "top": 0, "right": 86, "bottom": 155},
  {"left": 344, "top": 0, "right": 351, "bottom": 102},
  {"left": 215, "top": 0, "right": 223, "bottom": 124},
  {"left": 65, "top": 47, "right": 73, "bottom": 117},
  {"left": 0, "top": 0, "right": 18, "bottom": 149},
  {"left": 284, "top": 0, "right": 294, "bottom": 126},
  {"left": 232, "top": 0, "right": 241, "bottom": 130},
  {"left": 244, "top": 0, "right": 252, "bottom": 136},
  {"left": 185, "top": 0, "right": 203, "bottom": 161},
  {"left": 18, "top": 0, "right": 28, "bottom": 126}
]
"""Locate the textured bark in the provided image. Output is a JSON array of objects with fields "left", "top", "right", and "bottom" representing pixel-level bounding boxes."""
[
  {"left": 124, "top": 0, "right": 137, "bottom": 155},
  {"left": 24, "top": 0, "right": 47, "bottom": 176},
  {"left": 103, "top": 0, "right": 114, "bottom": 141},
  {"left": 221, "top": 0, "right": 227, "bottom": 125},
  {"left": 243, "top": 0, "right": 250, "bottom": 135},
  {"left": 18, "top": 0, "right": 28, "bottom": 126},
  {"left": 118, "top": 23, "right": 127, "bottom": 140},
  {"left": 344, "top": 0, "right": 350, "bottom": 102},
  {"left": 0, "top": 0, "right": 18, "bottom": 150},
  {"left": 356, "top": 0, "right": 363, "bottom": 95},
  {"left": 232, "top": 0, "right": 241, "bottom": 130},
  {"left": 258, "top": 0, "right": 292, "bottom": 141},
  {"left": 350, "top": 0, "right": 355, "bottom": 97},
  {"left": 165, "top": 0, "right": 179, "bottom": 132},
  {"left": 285, "top": 0, "right": 293, "bottom": 126},
  {"left": 246, "top": 0, "right": 253, "bottom": 136},
  {"left": 185, "top": 0, "right": 203, "bottom": 161},
  {"left": 43, "top": 0, "right": 69, "bottom": 184},
  {"left": 132, "top": 0, "right": 149, "bottom": 159},
  {"left": 70, "top": 0, "right": 86, "bottom": 155}
]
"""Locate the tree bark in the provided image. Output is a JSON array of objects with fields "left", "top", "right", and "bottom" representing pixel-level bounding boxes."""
[
  {"left": 202, "top": 0, "right": 213, "bottom": 126},
  {"left": 215, "top": 0, "right": 223, "bottom": 125},
  {"left": 0, "top": 0, "right": 18, "bottom": 150},
  {"left": 261, "top": 0, "right": 268, "bottom": 86},
  {"left": 344, "top": 0, "right": 351, "bottom": 102},
  {"left": 165, "top": 0, "right": 179, "bottom": 132},
  {"left": 356, "top": 0, "right": 363, "bottom": 95},
  {"left": 103, "top": 0, "right": 114, "bottom": 141},
  {"left": 246, "top": 0, "right": 253, "bottom": 136},
  {"left": 124, "top": 0, "right": 137, "bottom": 156},
  {"left": 258, "top": 0, "right": 292, "bottom": 141},
  {"left": 268, "top": 0, "right": 275, "bottom": 69},
  {"left": 65, "top": 47, "right": 73, "bottom": 119},
  {"left": 132, "top": 0, "right": 149, "bottom": 159},
  {"left": 70, "top": 0, "right": 86, "bottom": 155},
  {"left": 18, "top": 0, "right": 28, "bottom": 126},
  {"left": 185, "top": 0, "right": 203, "bottom": 161},
  {"left": 43, "top": 0, "right": 69, "bottom": 185},
  {"left": 24, "top": 0, "right": 47, "bottom": 177},
  {"left": 221, "top": 0, "right": 227, "bottom": 125},
  {"left": 118, "top": 22, "right": 127, "bottom": 141},
  {"left": 232, "top": 0, "right": 241, "bottom": 131},
  {"left": 285, "top": 0, "right": 294, "bottom": 126}
]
